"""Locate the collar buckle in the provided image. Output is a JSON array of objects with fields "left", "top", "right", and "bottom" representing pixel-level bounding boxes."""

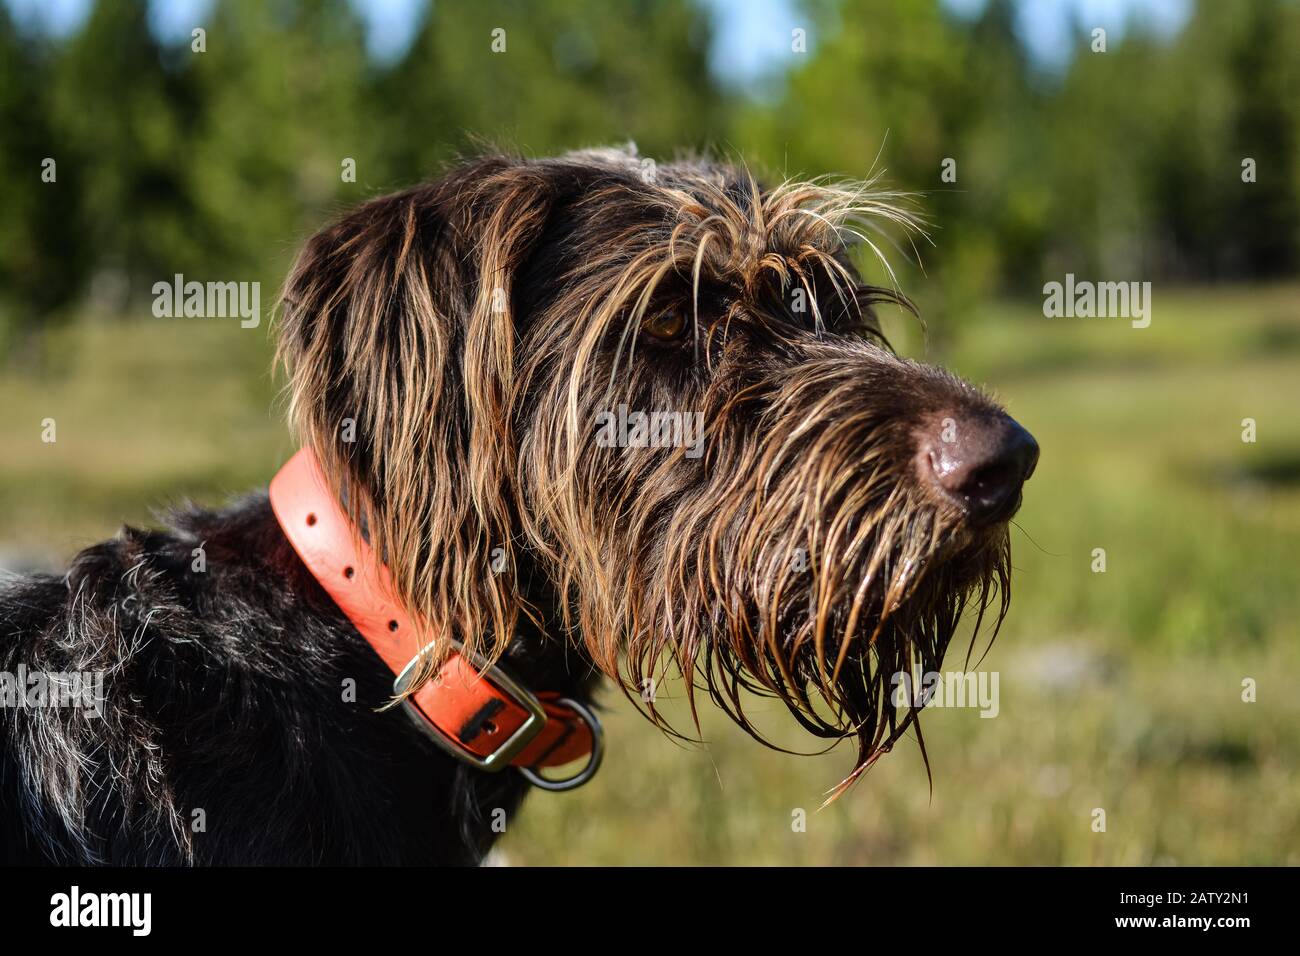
[{"left": 394, "top": 638, "right": 548, "bottom": 773}]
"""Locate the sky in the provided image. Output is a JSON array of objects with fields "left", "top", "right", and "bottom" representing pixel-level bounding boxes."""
[{"left": 5, "top": 0, "right": 1193, "bottom": 80}]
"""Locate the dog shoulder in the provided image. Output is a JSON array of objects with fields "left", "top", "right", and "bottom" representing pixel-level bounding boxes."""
[{"left": 0, "top": 497, "right": 311, "bottom": 863}]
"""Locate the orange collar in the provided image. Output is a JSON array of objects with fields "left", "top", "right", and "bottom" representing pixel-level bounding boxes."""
[{"left": 269, "top": 448, "right": 601, "bottom": 791}]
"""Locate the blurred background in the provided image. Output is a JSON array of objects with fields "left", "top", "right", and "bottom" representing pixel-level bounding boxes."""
[{"left": 0, "top": 0, "right": 1297, "bottom": 864}]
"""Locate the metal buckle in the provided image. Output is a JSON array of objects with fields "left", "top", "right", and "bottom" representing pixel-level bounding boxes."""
[{"left": 394, "top": 639, "right": 547, "bottom": 773}]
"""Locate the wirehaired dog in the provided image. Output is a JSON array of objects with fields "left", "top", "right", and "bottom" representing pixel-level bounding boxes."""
[{"left": 0, "top": 147, "right": 1037, "bottom": 865}]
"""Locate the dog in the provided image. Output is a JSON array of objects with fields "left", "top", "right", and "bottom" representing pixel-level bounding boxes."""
[{"left": 0, "top": 148, "right": 1037, "bottom": 865}]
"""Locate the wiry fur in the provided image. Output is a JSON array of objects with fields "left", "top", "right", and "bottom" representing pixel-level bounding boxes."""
[{"left": 2, "top": 148, "right": 1018, "bottom": 864}]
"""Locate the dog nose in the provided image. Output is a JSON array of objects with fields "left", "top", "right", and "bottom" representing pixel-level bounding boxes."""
[{"left": 917, "top": 412, "right": 1039, "bottom": 523}]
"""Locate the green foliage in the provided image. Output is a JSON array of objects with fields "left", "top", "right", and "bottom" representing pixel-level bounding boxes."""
[
  {"left": 0, "top": 0, "right": 729, "bottom": 344},
  {"left": 186, "top": 0, "right": 372, "bottom": 287},
  {"left": 0, "top": 5, "right": 84, "bottom": 343},
  {"left": 736, "top": 0, "right": 1300, "bottom": 322},
  {"left": 49, "top": 0, "right": 203, "bottom": 294},
  {"left": 375, "top": 0, "right": 722, "bottom": 182},
  {"left": 0, "top": 0, "right": 1296, "bottom": 347}
]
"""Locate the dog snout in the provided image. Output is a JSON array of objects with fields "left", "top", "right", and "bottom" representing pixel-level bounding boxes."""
[{"left": 917, "top": 412, "right": 1039, "bottom": 523}]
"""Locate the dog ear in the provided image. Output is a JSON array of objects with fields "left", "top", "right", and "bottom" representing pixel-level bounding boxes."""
[{"left": 276, "top": 158, "right": 554, "bottom": 677}]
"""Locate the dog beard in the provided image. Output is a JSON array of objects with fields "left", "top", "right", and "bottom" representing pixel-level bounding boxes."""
[{"left": 522, "top": 330, "right": 1013, "bottom": 801}]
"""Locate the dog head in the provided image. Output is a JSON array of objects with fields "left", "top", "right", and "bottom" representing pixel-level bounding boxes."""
[{"left": 277, "top": 148, "right": 1037, "bottom": 795}]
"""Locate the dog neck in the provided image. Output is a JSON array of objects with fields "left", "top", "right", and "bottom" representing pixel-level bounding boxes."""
[{"left": 268, "top": 447, "right": 601, "bottom": 787}]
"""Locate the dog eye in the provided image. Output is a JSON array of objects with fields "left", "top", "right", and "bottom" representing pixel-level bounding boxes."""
[{"left": 642, "top": 309, "right": 689, "bottom": 342}]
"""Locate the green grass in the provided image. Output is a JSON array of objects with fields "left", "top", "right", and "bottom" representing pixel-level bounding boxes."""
[
  {"left": 2, "top": 284, "right": 1298, "bottom": 864},
  {"left": 0, "top": 313, "right": 290, "bottom": 561}
]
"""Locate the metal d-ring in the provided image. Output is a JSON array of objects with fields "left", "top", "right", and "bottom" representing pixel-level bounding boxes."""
[{"left": 518, "top": 696, "right": 605, "bottom": 792}]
